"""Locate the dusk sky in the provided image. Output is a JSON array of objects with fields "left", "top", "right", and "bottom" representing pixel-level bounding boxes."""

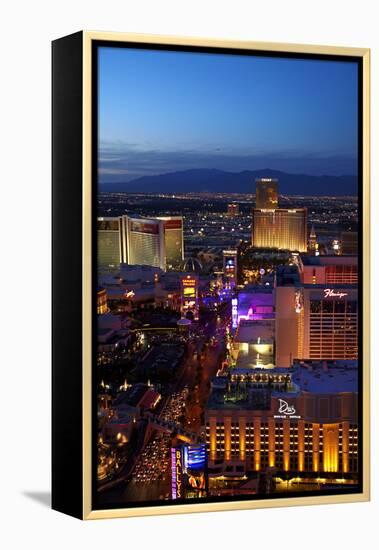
[{"left": 98, "top": 46, "right": 358, "bottom": 184}]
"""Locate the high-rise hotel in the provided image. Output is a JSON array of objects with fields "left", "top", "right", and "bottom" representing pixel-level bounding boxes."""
[
  {"left": 97, "top": 217, "right": 123, "bottom": 271},
  {"left": 255, "top": 177, "right": 278, "bottom": 209},
  {"left": 97, "top": 215, "right": 184, "bottom": 272},
  {"left": 252, "top": 178, "right": 307, "bottom": 252},
  {"left": 205, "top": 360, "right": 358, "bottom": 484},
  {"left": 275, "top": 256, "right": 358, "bottom": 367}
]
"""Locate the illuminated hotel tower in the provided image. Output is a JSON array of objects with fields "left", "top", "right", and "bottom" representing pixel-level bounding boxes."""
[
  {"left": 255, "top": 178, "right": 278, "bottom": 209},
  {"left": 252, "top": 178, "right": 307, "bottom": 252},
  {"left": 120, "top": 215, "right": 184, "bottom": 271},
  {"left": 97, "top": 217, "right": 122, "bottom": 270},
  {"left": 275, "top": 260, "right": 358, "bottom": 367},
  {"left": 205, "top": 362, "right": 358, "bottom": 480},
  {"left": 97, "top": 287, "right": 109, "bottom": 315},
  {"left": 157, "top": 217, "right": 185, "bottom": 270}
]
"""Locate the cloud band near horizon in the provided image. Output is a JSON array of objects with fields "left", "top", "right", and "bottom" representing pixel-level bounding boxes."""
[{"left": 98, "top": 142, "right": 357, "bottom": 183}]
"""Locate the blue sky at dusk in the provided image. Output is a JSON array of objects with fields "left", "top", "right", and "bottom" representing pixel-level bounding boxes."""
[{"left": 98, "top": 46, "right": 358, "bottom": 183}]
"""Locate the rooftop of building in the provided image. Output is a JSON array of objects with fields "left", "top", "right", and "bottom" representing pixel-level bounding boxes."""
[
  {"left": 113, "top": 383, "right": 152, "bottom": 408},
  {"left": 206, "top": 360, "right": 358, "bottom": 410},
  {"left": 253, "top": 207, "right": 306, "bottom": 212},
  {"left": 234, "top": 319, "right": 274, "bottom": 344},
  {"left": 291, "top": 359, "right": 358, "bottom": 394},
  {"left": 300, "top": 255, "right": 358, "bottom": 266},
  {"left": 206, "top": 386, "right": 274, "bottom": 411}
]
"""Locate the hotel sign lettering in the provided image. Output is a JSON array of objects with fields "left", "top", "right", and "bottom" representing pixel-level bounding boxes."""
[
  {"left": 182, "top": 278, "right": 196, "bottom": 287},
  {"left": 323, "top": 288, "right": 348, "bottom": 299},
  {"left": 164, "top": 219, "right": 182, "bottom": 230},
  {"left": 274, "top": 399, "right": 301, "bottom": 420},
  {"left": 171, "top": 448, "right": 183, "bottom": 499},
  {"left": 130, "top": 221, "right": 159, "bottom": 234}
]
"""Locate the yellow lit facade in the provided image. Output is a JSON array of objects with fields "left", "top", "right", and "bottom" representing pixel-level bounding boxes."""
[
  {"left": 97, "top": 288, "right": 109, "bottom": 315},
  {"left": 205, "top": 393, "right": 358, "bottom": 477},
  {"left": 275, "top": 284, "right": 358, "bottom": 367},
  {"left": 206, "top": 411, "right": 358, "bottom": 476},
  {"left": 255, "top": 178, "right": 278, "bottom": 209},
  {"left": 97, "top": 217, "right": 122, "bottom": 270},
  {"left": 252, "top": 208, "right": 307, "bottom": 252}
]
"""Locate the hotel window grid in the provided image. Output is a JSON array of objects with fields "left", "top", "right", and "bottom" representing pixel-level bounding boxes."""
[
  {"left": 325, "top": 265, "right": 358, "bottom": 285},
  {"left": 275, "top": 423, "right": 284, "bottom": 467},
  {"left": 247, "top": 423, "right": 255, "bottom": 452},
  {"left": 206, "top": 419, "right": 357, "bottom": 475},
  {"left": 338, "top": 424, "right": 343, "bottom": 471},
  {"left": 231, "top": 422, "right": 239, "bottom": 455},
  {"left": 259, "top": 423, "right": 269, "bottom": 466},
  {"left": 304, "top": 424, "right": 313, "bottom": 471},
  {"left": 252, "top": 209, "right": 307, "bottom": 253},
  {"left": 318, "top": 426, "right": 324, "bottom": 463},
  {"left": 309, "top": 299, "right": 358, "bottom": 359},
  {"left": 289, "top": 425, "right": 298, "bottom": 470},
  {"left": 348, "top": 425, "right": 359, "bottom": 472},
  {"left": 128, "top": 231, "right": 161, "bottom": 268},
  {"left": 164, "top": 228, "right": 183, "bottom": 270}
]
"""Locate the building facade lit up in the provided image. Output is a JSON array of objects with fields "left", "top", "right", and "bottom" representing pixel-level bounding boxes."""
[
  {"left": 252, "top": 208, "right": 308, "bottom": 252},
  {"left": 275, "top": 263, "right": 358, "bottom": 367},
  {"left": 181, "top": 274, "right": 199, "bottom": 320},
  {"left": 252, "top": 177, "right": 307, "bottom": 252},
  {"left": 171, "top": 444, "right": 207, "bottom": 499},
  {"left": 205, "top": 361, "right": 358, "bottom": 482},
  {"left": 97, "top": 217, "right": 122, "bottom": 271},
  {"left": 223, "top": 249, "right": 238, "bottom": 288},
  {"left": 123, "top": 215, "right": 184, "bottom": 271},
  {"left": 97, "top": 287, "right": 109, "bottom": 315},
  {"left": 255, "top": 178, "right": 278, "bottom": 209}
]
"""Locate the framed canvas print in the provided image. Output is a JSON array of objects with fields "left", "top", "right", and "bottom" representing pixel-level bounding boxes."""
[{"left": 52, "top": 31, "right": 370, "bottom": 519}]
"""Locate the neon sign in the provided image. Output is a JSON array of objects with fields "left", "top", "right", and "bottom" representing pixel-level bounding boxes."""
[
  {"left": 171, "top": 448, "right": 183, "bottom": 499},
  {"left": 324, "top": 288, "right": 348, "bottom": 299},
  {"left": 232, "top": 298, "right": 238, "bottom": 328},
  {"left": 274, "top": 399, "right": 301, "bottom": 419},
  {"left": 278, "top": 399, "right": 296, "bottom": 415},
  {"left": 186, "top": 444, "right": 206, "bottom": 469}
]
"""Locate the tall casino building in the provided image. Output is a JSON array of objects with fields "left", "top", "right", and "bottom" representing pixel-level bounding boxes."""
[
  {"left": 205, "top": 361, "right": 358, "bottom": 485},
  {"left": 156, "top": 216, "right": 185, "bottom": 270},
  {"left": 255, "top": 177, "right": 278, "bottom": 209},
  {"left": 252, "top": 178, "right": 307, "bottom": 252},
  {"left": 275, "top": 256, "right": 358, "bottom": 367},
  {"left": 106, "top": 216, "right": 184, "bottom": 271},
  {"left": 97, "top": 217, "right": 123, "bottom": 271}
]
